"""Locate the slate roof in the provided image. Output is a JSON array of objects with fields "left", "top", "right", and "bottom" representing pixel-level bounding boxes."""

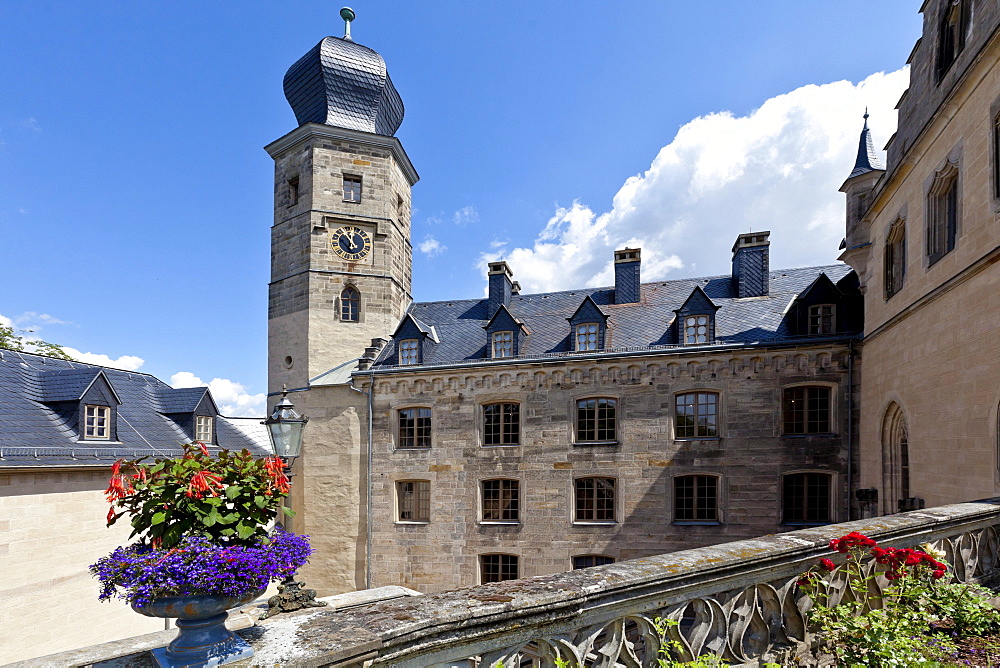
[
  {"left": 373, "top": 264, "right": 855, "bottom": 368},
  {"left": 283, "top": 35, "right": 404, "bottom": 136},
  {"left": 0, "top": 350, "right": 270, "bottom": 468},
  {"left": 848, "top": 112, "right": 884, "bottom": 179}
]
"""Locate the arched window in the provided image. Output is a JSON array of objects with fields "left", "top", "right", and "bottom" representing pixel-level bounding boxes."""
[
  {"left": 884, "top": 218, "right": 906, "bottom": 299},
  {"left": 341, "top": 286, "right": 360, "bottom": 322},
  {"left": 882, "top": 402, "right": 910, "bottom": 515}
]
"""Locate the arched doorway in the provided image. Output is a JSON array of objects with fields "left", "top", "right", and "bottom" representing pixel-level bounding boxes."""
[{"left": 882, "top": 402, "right": 909, "bottom": 514}]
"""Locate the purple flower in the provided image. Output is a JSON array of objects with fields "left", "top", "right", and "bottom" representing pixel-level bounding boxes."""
[{"left": 90, "top": 528, "right": 312, "bottom": 607}]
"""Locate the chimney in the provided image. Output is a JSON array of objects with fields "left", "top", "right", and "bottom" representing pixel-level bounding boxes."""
[
  {"left": 488, "top": 261, "right": 513, "bottom": 314},
  {"left": 731, "top": 231, "right": 770, "bottom": 298},
  {"left": 614, "top": 248, "right": 641, "bottom": 304}
]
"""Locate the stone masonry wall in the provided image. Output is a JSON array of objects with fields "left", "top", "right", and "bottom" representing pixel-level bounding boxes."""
[{"left": 364, "top": 344, "right": 856, "bottom": 592}]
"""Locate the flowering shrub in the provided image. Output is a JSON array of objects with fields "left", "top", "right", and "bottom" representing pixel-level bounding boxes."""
[
  {"left": 105, "top": 442, "right": 291, "bottom": 548},
  {"left": 798, "top": 532, "right": 1000, "bottom": 666},
  {"left": 90, "top": 528, "right": 311, "bottom": 607}
]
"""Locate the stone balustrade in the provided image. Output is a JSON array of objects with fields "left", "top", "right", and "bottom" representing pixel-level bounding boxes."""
[{"left": 22, "top": 498, "right": 1000, "bottom": 667}]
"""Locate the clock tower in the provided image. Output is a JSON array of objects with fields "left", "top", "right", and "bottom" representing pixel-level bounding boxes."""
[{"left": 265, "top": 19, "right": 418, "bottom": 392}]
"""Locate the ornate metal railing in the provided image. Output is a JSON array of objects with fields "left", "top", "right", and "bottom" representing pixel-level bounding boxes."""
[{"left": 247, "top": 499, "right": 1000, "bottom": 667}]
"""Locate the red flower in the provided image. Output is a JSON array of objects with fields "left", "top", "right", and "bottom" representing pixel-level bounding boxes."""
[
  {"left": 819, "top": 558, "right": 836, "bottom": 572},
  {"left": 185, "top": 471, "right": 225, "bottom": 499},
  {"left": 104, "top": 462, "right": 134, "bottom": 502},
  {"left": 106, "top": 506, "right": 115, "bottom": 524},
  {"left": 264, "top": 457, "right": 290, "bottom": 494},
  {"left": 829, "top": 531, "right": 877, "bottom": 553},
  {"left": 197, "top": 441, "right": 210, "bottom": 457},
  {"left": 932, "top": 568, "right": 946, "bottom": 579}
]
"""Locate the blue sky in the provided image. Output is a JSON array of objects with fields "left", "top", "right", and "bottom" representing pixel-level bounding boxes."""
[{"left": 0, "top": 2, "right": 923, "bottom": 414}]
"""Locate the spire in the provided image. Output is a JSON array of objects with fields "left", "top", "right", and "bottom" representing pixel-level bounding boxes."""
[
  {"left": 340, "top": 6, "right": 355, "bottom": 41},
  {"left": 847, "top": 109, "right": 884, "bottom": 179}
]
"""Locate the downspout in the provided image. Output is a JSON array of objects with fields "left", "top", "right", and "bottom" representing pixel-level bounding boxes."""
[
  {"left": 348, "top": 368, "right": 374, "bottom": 590},
  {"left": 846, "top": 339, "right": 855, "bottom": 520}
]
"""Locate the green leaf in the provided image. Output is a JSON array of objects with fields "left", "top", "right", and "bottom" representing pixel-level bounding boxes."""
[
  {"left": 254, "top": 495, "right": 266, "bottom": 508},
  {"left": 283, "top": 507, "right": 296, "bottom": 517},
  {"left": 224, "top": 485, "right": 242, "bottom": 500},
  {"left": 151, "top": 511, "right": 166, "bottom": 525}
]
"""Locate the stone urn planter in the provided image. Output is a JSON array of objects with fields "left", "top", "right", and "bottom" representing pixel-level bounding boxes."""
[{"left": 133, "top": 589, "right": 265, "bottom": 668}]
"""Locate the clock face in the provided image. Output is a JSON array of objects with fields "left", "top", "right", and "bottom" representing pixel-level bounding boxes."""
[{"left": 330, "top": 225, "right": 372, "bottom": 261}]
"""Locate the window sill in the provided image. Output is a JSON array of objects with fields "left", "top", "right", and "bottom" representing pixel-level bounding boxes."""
[
  {"left": 395, "top": 520, "right": 430, "bottom": 525},
  {"left": 481, "top": 443, "right": 521, "bottom": 448},
  {"left": 672, "top": 521, "right": 721, "bottom": 526},
  {"left": 78, "top": 439, "right": 121, "bottom": 444},
  {"left": 480, "top": 521, "right": 520, "bottom": 526},
  {"left": 573, "top": 440, "right": 619, "bottom": 447},
  {"left": 783, "top": 521, "right": 832, "bottom": 527},
  {"left": 673, "top": 437, "right": 721, "bottom": 443},
  {"left": 394, "top": 447, "right": 432, "bottom": 452},
  {"left": 573, "top": 521, "right": 617, "bottom": 527},
  {"left": 781, "top": 433, "right": 838, "bottom": 439}
]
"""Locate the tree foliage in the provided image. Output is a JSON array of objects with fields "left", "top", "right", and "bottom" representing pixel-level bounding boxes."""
[{"left": 0, "top": 323, "right": 74, "bottom": 360}]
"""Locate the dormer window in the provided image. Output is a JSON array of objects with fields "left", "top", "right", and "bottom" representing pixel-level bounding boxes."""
[
  {"left": 807, "top": 305, "right": 836, "bottom": 335},
  {"left": 576, "top": 323, "right": 599, "bottom": 351},
  {"left": 84, "top": 405, "right": 110, "bottom": 440},
  {"left": 196, "top": 415, "right": 213, "bottom": 443},
  {"left": 343, "top": 175, "right": 362, "bottom": 203},
  {"left": 492, "top": 331, "right": 513, "bottom": 358},
  {"left": 399, "top": 339, "right": 419, "bottom": 365},
  {"left": 683, "top": 315, "right": 709, "bottom": 345}
]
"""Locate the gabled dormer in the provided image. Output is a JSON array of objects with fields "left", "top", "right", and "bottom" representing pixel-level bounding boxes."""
[
  {"left": 567, "top": 295, "right": 609, "bottom": 352},
  {"left": 483, "top": 304, "right": 530, "bottom": 359},
  {"left": 157, "top": 386, "right": 220, "bottom": 444},
  {"left": 674, "top": 286, "right": 719, "bottom": 345},
  {"left": 37, "top": 369, "right": 123, "bottom": 442},
  {"left": 390, "top": 313, "right": 439, "bottom": 366},
  {"left": 789, "top": 271, "right": 863, "bottom": 337}
]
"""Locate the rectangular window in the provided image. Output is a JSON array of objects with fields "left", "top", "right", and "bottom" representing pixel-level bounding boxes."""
[
  {"left": 576, "top": 323, "right": 599, "bottom": 351},
  {"left": 573, "top": 555, "right": 615, "bottom": 570},
  {"left": 480, "top": 554, "right": 518, "bottom": 583},
  {"left": 396, "top": 480, "right": 430, "bottom": 522},
  {"left": 84, "top": 405, "right": 110, "bottom": 440},
  {"left": 492, "top": 331, "right": 513, "bottom": 358},
  {"left": 807, "top": 304, "right": 836, "bottom": 335},
  {"left": 927, "top": 166, "right": 959, "bottom": 264},
  {"left": 783, "top": 386, "right": 832, "bottom": 435},
  {"left": 287, "top": 177, "right": 299, "bottom": 206},
  {"left": 398, "top": 408, "right": 431, "bottom": 449},
  {"left": 483, "top": 403, "right": 520, "bottom": 445},
  {"left": 675, "top": 392, "right": 718, "bottom": 438},
  {"left": 343, "top": 175, "right": 362, "bottom": 202},
  {"left": 482, "top": 479, "right": 519, "bottom": 522},
  {"left": 195, "top": 415, "right": 213, "bottom": 443},
  {"left": 575, "top": 477, "right": 615, "bottom": 522},
  {"left": 885, "top": 220, "right": 906, "bottom": 299},
  {"left": 674, "top": 475, "right": 719, "bottom": 522},
  {"left": 399, "top": 339, "right": 419, "bottom": 365},
  {"left": 783, "top": 473, "right": 832, "bottom": 524},
  {"left": 684, "top": 315, "right": 709, "bottom": 345},
  {"left": 576, "top": 398, "right": 617, "bottom": 442}
]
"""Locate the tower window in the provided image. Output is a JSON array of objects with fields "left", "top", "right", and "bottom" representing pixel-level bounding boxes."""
[
  {"left": 492, "top": 331, "right": 513, "bottom": 358},
  {"left": 287, "top": 177, "right": 299, "bottom": 206},
  {"left": 396, "top": 480, "right": 430, "bottom": 522},
  {"left": 399, "top": 339, "right": 419, "bottom": 365},
  {"left": 926, "top": 162, "right": 959, "bottom": 265},
  {"left": 341, "top": 286, "right": 360, "bottom": 322},
  {"left": 195, "top": 415, "right": 213, "bottom": 443},
  {"left": 343, "top": 175, "right": 362, "bottom": 203},
  {"left": 807, "top": 305, "right": 836, "bottom": 335},
  {"left": 684, "top": 315, "right": 709, "bottom": 345},
  {"left": 84, "top": 405, "right": 110, "bottom": 440}
]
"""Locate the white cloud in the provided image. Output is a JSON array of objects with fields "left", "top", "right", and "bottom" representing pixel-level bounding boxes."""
[
  {"left": 481, "top": 69, "right": 909, "bottom": 293},
  {"left": 22, "top": 117, "right": 40, "bottom": 132},
  {"left": 453, "top": 205, "right": 479, "bottom": 226},
  {"left": 63, "top": 348, "right": 145, "bottom": 371},
  {"left": 15, "top": 311, "right": 72, "bottom": 327},
  {"left": 418, "top": 236, "right": 446, "bottom": 257},
  {"left": 170, "top": 371, "right": 266, "bottom": 418}
]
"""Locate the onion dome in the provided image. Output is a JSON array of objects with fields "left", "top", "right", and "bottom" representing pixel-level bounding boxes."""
[{"left": 282, "top": 10, "right": 404, "bottom": 136}]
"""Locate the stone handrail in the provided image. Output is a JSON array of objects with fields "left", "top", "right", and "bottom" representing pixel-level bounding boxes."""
[{"left": 247, "top": 499, "right": 1000, "bottom": 667}]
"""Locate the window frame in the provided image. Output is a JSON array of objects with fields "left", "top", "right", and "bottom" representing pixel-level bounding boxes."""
[
  {"left": 341, "top": 286, "right": 360, "bottom": 322},
  {"left": 782, "top": 384, "right": 834, "bottom": 436},
  {"left": 807, "top": 304, "right": 836, "bottom": 335},
  {"left": 492, "top": 330, "right": 513, "bottom": 359},
  {"left": 398, "top": 339, "right": 419, "bottom": 365},
  {"left": 395, "top": 479, "right": 431, "bottom": 523},
  {"left": 481, "top": 478, "right": 520, "bottom": 524},
  {"left": 926, "top": 161, "right": 960, "bottom": 266},
  {"left": 673, "top": 474, "right": 721, "bottom": 524},
  {"left": 683, "top": 314, "right": 710, "bottom": 345},
  {"left": 573, "top": 476, "right": 617, "bottom": 524},
  {"left": 195, "top": 415, "right": 213, "bottom": 444},
  {"left": 782, "top": 471, "right": 834, "bottom": 525},
  {"left": 83, "top": 404, "right": 111, "bottom": 440},
  {"left": 397, "top": 407, "right": 432, "bottom": 450},
  {"left": 884, "top": 218, "right": 906, "bottom": 300},
  {"left": 343, "top": 174, "right": 362, "bottom": 203},
  {"left": 482, "top": 402, "right": 520, "bottom": 446},
  {"left": 287, "top": 177, "right": 299, "bottom": 207},
  {"left": 480, "top": 553, "right": 519, "bottom": 583},
  {"left": 575, "top": 322, "right": 599, "bottom": 352},
  {"left": 674, "top": 391, "right": 720, "bottom": 440},
  {"left": 572, "top": 555, "right": 615, "bottom": 570},
  {"left": 575, "top": 397, "right": 618, "bottom": 444}
]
